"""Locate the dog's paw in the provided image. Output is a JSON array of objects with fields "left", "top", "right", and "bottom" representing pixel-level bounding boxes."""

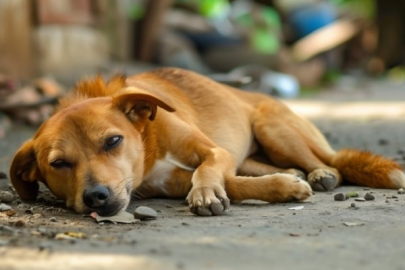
[
  {"left": 279, "top": 175, "right": 312, "bottom": 202},
  {"left": 308, "top": 169, "right": 339, "bottom": 191},
  {"left": 186, "top": 185, "right": 230, "bottom": 216}
]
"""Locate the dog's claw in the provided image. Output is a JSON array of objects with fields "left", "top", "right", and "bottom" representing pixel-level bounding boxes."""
[{"left": 187, "top": 186, "right": 230, "bottom": 216}]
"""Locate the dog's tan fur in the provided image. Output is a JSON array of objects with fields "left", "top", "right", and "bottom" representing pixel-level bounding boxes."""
[{"left": 9, "top": 68, "right": 405, "bottom": 216}]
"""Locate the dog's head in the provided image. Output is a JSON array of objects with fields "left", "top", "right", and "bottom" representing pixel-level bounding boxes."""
[{"left": 9, "top": 76, "right": 175, "bottom": 216}]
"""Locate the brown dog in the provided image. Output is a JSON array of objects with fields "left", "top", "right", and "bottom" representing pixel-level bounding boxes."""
[{"left": 9, "top": 68, "right": 405, "bottom": 216}]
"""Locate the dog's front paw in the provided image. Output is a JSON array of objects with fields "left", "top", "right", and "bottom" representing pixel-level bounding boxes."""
[{"left": 186, "top": 185, "right": 230, "bottom": 216}]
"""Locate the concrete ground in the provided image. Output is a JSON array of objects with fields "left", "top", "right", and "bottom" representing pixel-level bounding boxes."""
[{"left": 1, "top": 79, "right": 405, "bottom": 270}]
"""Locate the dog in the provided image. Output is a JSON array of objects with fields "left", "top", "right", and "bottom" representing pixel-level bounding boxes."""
[{"left": 9, "top": 68, "right": 405, "bottom": 216}]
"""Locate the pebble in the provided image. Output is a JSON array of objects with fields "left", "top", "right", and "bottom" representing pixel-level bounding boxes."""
[
  {"left": 0, "top": 191, "right": 14, "bottom": 203},
  {"left": 134, "top": 206, "right": 158, "bottom": 220},
  {"left": 0, "top": 203, "right": 11, "bottom": 211},
  {"left": 392, "top": 195, "right": 398, "bottom": 199},
  {"left": 364, "top": 193, "right": 375, "bottom": 201},
  {"left": 14, "top": 220, "right": 25, "bottom": 227},
  {"left": 398, "top": 188, "right": 405, "bottom": 194},
  {"left": 350, "top": 203, "right": 357, "bottom": 208},
  {"left": 355, "top": 198, "right": 366, "bottom": 202},
  {"left": 0, "top": 225, "right": 14, "bottom": 235},
  {"left": 49, "top": 217, "right": 57, "bottom": 222},
  {"left": 39, "top": 242, "right": 53, "bottom": 252},
  {"left": 334, "top": 193, "right": 347, "bottom": 201},
  {"left": 378, "top": 138, "right": 389, "bottom": 145},
  {"left": 0, "top": 172, "right": 6, "bottom": 179}
]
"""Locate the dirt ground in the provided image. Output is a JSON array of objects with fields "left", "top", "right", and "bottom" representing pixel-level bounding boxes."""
[{"left": 1, "top": 81, "right": 405, "bottom": 270}]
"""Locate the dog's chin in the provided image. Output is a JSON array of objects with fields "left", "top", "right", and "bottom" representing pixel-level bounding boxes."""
[{"left": 77, "top": 200, "right": 128, "bottom": 217}]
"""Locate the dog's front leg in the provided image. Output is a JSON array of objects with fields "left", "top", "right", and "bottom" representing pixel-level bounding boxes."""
[{"left": 186, "top": 147, "right": 233, "bottom": 216}]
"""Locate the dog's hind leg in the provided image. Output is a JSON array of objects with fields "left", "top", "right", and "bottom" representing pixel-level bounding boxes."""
[
  {"left": 252, "top": 103, "right": 342, "bottom": 191},
  {"left": 225, "top": 173, "right": 312, "bottom": 203},
  {"left": 238, "top": 157, "right": 306, "bottom": 180}
]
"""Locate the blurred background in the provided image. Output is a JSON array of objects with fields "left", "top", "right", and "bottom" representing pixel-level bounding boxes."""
[{"left": 0, "top": 0, "right": 405, "bottom": 132}]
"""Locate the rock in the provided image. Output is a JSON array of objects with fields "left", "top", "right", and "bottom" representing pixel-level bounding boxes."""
[
  {"left": 39, "top": 242, "right": 53, "bottom": 252},
  {"left": 0, "top": 191, "right": 14, "bottom": 203},
  {"left": 0, "top": 203, "right": 11, "bottom": 211},
  {"left": 0, "top": 225, "right": 14, "bottom": 235},
  {"left": 378, "top": 138, "right": 389, "bottom": 145},
  {"left": 334, "top": 193, "right": 347, "bottom": 201},
  {"left": 355, "top": 198, "right": 366, "bottom": 202},
  {"left": 0, "top": 172, "right": 6, "bottom": 179},
  {"left": 392, "top": 195, "right": 398, "bottom": 199},
  {"left": 364, "top": 193, "right": 375, "bottom": 201},
  {"left": 398, "top": 188, "right": 405, "bottom": 194},
  {"left": 14, "top": 220, "right": 25, "bottom": 227},
  {"left": 134, "top": 206, "right": 158, "bottom": 220}
]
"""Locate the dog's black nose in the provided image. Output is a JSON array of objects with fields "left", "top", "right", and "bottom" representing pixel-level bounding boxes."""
[{"left": 83, "top": 185, "right": 109, "bottom": 208}]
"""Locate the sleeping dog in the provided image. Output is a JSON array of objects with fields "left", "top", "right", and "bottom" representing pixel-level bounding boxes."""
[{"left": 10, "top": 68, "right": 405, "bottom": 216}]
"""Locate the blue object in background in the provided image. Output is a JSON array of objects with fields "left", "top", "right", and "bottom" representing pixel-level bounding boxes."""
[{"left": 289, "top": 2, "right": 337, "bottom": 39}]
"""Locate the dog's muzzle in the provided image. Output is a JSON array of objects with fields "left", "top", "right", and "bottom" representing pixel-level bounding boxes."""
[{"left": 82, "top": 185, "right": 121, "bottom": 216}]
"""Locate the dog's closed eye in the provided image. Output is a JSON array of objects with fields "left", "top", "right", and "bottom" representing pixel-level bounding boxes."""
[
  {"left": 50, "top": 159, "right": 72, "bottom": 169},
  {"left": 105, "top": 135, "right": 123, "bottom": 151}
]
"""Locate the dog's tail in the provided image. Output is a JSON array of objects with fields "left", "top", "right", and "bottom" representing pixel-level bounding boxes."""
[{"left": 329, "top": 149, "right": 405, "bottom": 189}]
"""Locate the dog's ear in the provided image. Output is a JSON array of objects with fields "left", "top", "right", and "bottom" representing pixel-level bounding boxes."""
[
  {"left": 112, "top": 89, "right": 175, "bottom": 122},
  {"left": 9, "top": 140, "right": 43, "bottom": 201}
]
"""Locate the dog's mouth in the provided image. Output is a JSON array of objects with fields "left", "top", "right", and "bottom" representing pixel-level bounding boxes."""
[{"left": 85, "top": 199, "right": 127, "bottom": 217}]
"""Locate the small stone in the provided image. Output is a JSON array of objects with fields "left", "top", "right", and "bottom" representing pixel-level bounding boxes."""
[
  {"left": 363, "top": 188, "right": 370, "bottom": 191},
  {"left": 0, "top": 191, "right": 13, "bottom": 203},
  {"left": 378, "top": 138, "right": 389, "bottom": 145},
  {"left": 0, "top": 172, "right": 6, "bottom": 179},
  {"left": 0, "top": 225, "right": 14, "bottom": 235},
  {"left": 49, "top": 217, "right": 57, "bottom": 222},
  {"left": 14, "top": 220, "right": 25, "bottom": 227},
  {"left": 398, "top": 188, "right": 405, "bottom": 194},
  {"left": 334, "top": 193, "right": 347, "bottom": 201},
  {"left": 355, "top": 198, "right": 366, "bottom": 202},
  {"left": 364, "top": 193, "right": 375, "bottom": 201},
  {"left": 134, "top": 206, "right": 157, "bottom": 220},
  {"left": 33, "top": 213, "right": 42, "bottom": 219},
  {"left": 350, "top": 203, "right": 357, "bottom": 208},
  {"left": 392, "top": 195, "right": 398, "bottom": 199},
  {"left": 25, "top": 209, "right": 33, "bottom": 215},
  {"left": 346, "top": 192, "right": 359, "bottom": 198},
  {"left": 0, "top": 203, "right": 11, "bottom": 211},
  {"left": 39, "top": 242, "right": 53, "bottom": 252},
  {"left": 386, "top": 200, "right": 389, "bottom": 203}
]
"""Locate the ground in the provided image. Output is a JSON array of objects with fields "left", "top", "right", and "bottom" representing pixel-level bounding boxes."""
[{"left": 1, "top": 80, "right": 405, "bottom": 270}]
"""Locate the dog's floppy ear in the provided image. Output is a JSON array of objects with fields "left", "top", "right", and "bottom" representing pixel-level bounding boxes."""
[
  {"left": 112, "top": 88, "right": 175, "bottom": 122},
  {"left": 9, "top": 140, "right": 43, "bottom": 201}
]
